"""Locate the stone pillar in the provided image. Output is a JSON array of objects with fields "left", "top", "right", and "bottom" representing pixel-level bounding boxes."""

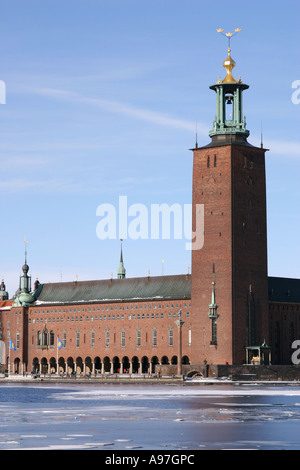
[{"left": 175, "top": 309, "right": 184, "bottom": 376}]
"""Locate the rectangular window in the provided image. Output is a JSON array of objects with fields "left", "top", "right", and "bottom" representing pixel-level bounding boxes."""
[
  {"left": 188, "top": 328, "right": 192, "bottom": 346},
  {"left": 50, "top": 331, "right": 55, "bottom": 346},
  {"left": 106, "top": 329, "right": 110, "bottom": 348},
  {"left": 76, "top": 331, "right": 80, "bottom": 348},
  {"left": 121, "top": 329, "right": 125, "bottom": 347},
  {"left": 211, "top": 318, "right": 217, "bottom": 345},
  {"left": 137, "top": 329, "right": 141, "bottom": 348},
  {"left": 169, "top": 328, "right": 173, "bottom": 347},
  {"left": 152, "top": 329, "right": 157, "bottom": 347},
  {"left": 91, "top": 330, "right": 95, "bottom": 348}
]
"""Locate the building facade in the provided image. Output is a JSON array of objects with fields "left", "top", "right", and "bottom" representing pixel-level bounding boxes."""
[{"left": 1, "top": 43, "right": 300, "bottom": 375}]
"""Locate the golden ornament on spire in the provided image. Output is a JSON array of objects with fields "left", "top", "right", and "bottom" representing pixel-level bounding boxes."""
[
  {"left": 222, "top": 47, "right": 237, "bottom": 83},
  {"left": 216, "top": 27, "right": 242, "bottom": 84}
]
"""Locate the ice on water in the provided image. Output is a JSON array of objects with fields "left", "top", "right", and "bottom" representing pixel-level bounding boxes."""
[{"left": 0, "top": 382, "right": 300, "bottom": 449}]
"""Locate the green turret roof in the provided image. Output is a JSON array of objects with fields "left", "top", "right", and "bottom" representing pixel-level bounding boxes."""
[{"left": 117, "top": 243, "right": 126, "bottom": 279}]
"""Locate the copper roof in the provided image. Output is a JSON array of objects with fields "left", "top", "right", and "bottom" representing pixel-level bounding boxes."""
[{"left": 35, "top": 274, "right": 191, "bottom": 305}]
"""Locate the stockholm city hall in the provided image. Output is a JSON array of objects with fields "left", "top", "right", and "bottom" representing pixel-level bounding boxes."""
[{"left": 1, "top": 31, "right": 299, "bottom": 377}]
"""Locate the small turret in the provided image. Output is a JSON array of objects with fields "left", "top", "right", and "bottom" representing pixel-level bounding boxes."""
[
  {"left": 117, "top": 240, "right": 126, "bottom": 279},
  {"left": 13, "top": 239, "right": 35, "bottom": 307},
  {"left": 0, "top": 279, "right": 9, "bottom": 300}
]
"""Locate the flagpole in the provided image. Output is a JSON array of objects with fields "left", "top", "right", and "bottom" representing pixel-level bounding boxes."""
[
  {"left": 57, "top": 337, "right": 63, "bottom": 376},
  {"left": 8, "top": 339, "right": 16, "bottom": 376},
  {"left": 8, "top": 341, "right": 10, "bottom": 376}
]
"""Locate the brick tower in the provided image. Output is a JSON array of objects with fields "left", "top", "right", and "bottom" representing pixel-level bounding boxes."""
[{"left": 191, "top": 35, "right": 269, "bottom": 365}]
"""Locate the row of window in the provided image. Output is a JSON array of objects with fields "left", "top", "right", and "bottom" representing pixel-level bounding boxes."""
[
  {"left": 269, "top": 304, "right": 300, "bottom": 311},
  {"left": 29, "top": 311, "right": 190, "bottom": 325},
  {"left": 206, "top": 155, "right": 256, "bottom": 170},
  {"left": 207, "top": 155, "right": 217, "bottom": 168},
  {"left": 36, "top": 328, "right": 192, "bottom": 349},
  {"left": 29, "top": 302, "right": 191, "bottom": 315}
]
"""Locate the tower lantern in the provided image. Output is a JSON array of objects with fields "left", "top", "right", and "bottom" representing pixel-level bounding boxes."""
[{"left": 209, "top": 28, "right": 249, "bottom": 143}]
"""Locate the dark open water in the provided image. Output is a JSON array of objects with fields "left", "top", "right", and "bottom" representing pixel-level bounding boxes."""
[{"left": 0, "top": 381, "right": 300, "bottom": 450}]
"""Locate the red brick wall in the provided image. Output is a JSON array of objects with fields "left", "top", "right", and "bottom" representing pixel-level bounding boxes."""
[
  {"left": 25, "top": 298, "right": 192, "bottom": 373},
  {"left": 191, "top": 143, "right": 269, "bottom": 365},
  {"left": 231, "top": 145, "right": 269, "bottom": 362},
  {"left": 191, "top": 145, "right": 233, "bottom": 364}
]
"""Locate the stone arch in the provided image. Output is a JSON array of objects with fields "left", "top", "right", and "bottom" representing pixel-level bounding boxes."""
[
  {"left": 85, "top": 356, "right": 92, "bottom": 374},
  {"left": 13, "top": 357, "right": 21, "bottom": 374},
  {"left": 58, "top": 357, "right": 65, "bottom": 375},
  {"left": 67, "top": 357, "right": 74, "bottom": 374},
  {"left": 113, "top": 356, "right": 120, "bottom": 373},
  {"left": 41, "top": 357, "right": 48, "bottom": 374},
  {"left": 76, "top": 356, "right": 83, "bottom": 374},
  {"left": 141, "top": 356, "right": 149, "bottom": 373},
  {"left": 32, "top": 357, "right": 39, "bottom": 374},
  {"left": 94, "top": 356, "right": 101, "bottom": 374},
  {"left": 171, "top": 355, "right": 177, "bottom": 365},
  {"left": 161, "top": 355, "right": 169, "bottom": 365},
  {"left": 103, "top": 356, "right": 111, "bottom": 373},
  {"left": 132, "top": 356, "right": 139, "bottom": 373},
  {"left": 122, "top": 356, "right": 130, "bottom": 373},
  {"left": 49, "top": 357, "right": 56, "bottom": 374},
  {"left": 151, "top": 355, "right": 159, "bottom": 373}
]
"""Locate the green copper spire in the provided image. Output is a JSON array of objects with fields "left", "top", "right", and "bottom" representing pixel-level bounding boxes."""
[
  {"left": 208, "top": 282, "right": 218, "bottom": 318},
  {"left": 209, "top": 29, "right": 249, "bottom": 143},
  {"left": 13, "top": 238, "right": 35, "bottom": 306},
  {"left": 208, "top": 282, "right": 218, "bottom": 345},
  {"left": 117, "top": 240, "right": 126, "bottom": 279}
]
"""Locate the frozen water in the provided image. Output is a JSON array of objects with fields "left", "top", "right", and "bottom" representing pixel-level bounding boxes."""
[{"left": 0, "top": 382, "right": 300, "bottom": 449}]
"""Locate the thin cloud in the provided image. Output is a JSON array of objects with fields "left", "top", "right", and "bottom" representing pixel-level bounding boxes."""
[
  {"left": 245, "top": 134, "right": 300, "bottom": 159},
  {"left": 0, "top": 174, "right": 166, "bottom": 195},
  {"left": 31, "top": 88, "right": 300, "bottom": 157},
  {"left": 0, "top": 177, "right": 81, "bottom": 193},
  {"left": 266, "top": 139, "right": 300, "bottom": 159},
  {"left": 34, "top": 87, "right": 209, "bottom": 135}
]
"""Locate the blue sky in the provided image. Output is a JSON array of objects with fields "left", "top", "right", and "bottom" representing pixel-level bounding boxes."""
[{"left": 0, "top": 0, "right": 299, "bottom": 296}]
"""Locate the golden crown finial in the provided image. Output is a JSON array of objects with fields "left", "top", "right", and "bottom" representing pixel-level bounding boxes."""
[{"left": 217, "top": 27, "right": 242, "bottom": 47}]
